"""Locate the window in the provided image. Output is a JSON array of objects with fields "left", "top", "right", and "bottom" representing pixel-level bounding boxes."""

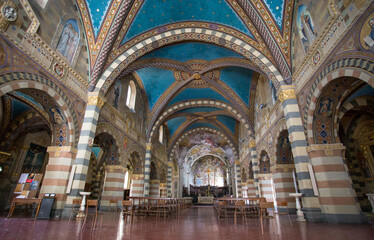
[
  {"left": 159, "top": 125, "right": 163, "bottom": 143},
  {"left": 126, "top": 81, "right": 136, "bottom": 111}
]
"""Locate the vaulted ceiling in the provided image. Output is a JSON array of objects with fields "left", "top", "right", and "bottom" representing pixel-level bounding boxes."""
[{"left": 77, "top": 0, "right": 295, "bottom": 165}]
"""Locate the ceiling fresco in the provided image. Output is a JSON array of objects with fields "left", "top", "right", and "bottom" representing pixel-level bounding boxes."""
[
  {"left": 77, "top": 0, "right": 297, "bottom": 166},
  {"left": 121, "top": 0, "right": 254, "bottom": 44}
]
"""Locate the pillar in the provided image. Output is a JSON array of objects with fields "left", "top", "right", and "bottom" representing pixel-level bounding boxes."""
[
  {"left": 160, "top": 182, "right": 167, "bottom": 197},
  {"left": 278, "top": 85, "right": 322, "bottom": 222},
  {"left": 246, "top": 179, "right": 256, "bottom": 197},
  {"left": 64, "top": 92, "right": 105, "bottom": 216},
  {"left": 272, "top": 164, "right": 296, "bottom": 213},
  {"left": 149, "top": 180, "right": 160, "bottom": 197},
  {"left": 40, "top": 146, "right": 77, "bottom": 217},
  {"left": 307, "top": 144, "right": 362, "bottom": 223},
  {"left": 258, "top": 174, "right": 273, "bottom": 202},
  {"left": 234, "top": 161, "right": 242, "bottom": 198},
  {"left": 100, "top": 165, "right": 126, "bottom": 211},
  {"left": 167, "top": 162, "right": 172, "bottom": 197},
  {"left": 250, "top": 141, "right": 260, "bottom": 197},
  {"left": 130, "top": 174, "right": 144, "bottom": 197},
  {"left": 143, "top": 143, "right": 151, "bottom": 197}
]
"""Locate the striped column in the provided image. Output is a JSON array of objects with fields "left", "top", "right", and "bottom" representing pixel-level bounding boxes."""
[
  {"left": 167, "top": 163, "right": 172, "bottom": 197},
  {"left": 130, "top": 174, "right": 144, "bottom": 197},
  {"left": 272, "top": 164, "right": 296, "bottom": 213},
  {"left": 143, "top": 143, "right": 152, "bottom": 197},
  {"left": 278, "top": 85, "right": 321, "bottom": 221},
  {"left": 258, "top": 174, "right": 273, "bottom": 202},
  {"left": 91, "top": 169, "right": 101, "bottom": 199},
  {"left": 234, "top": 161, "right": 242, "bottom": 198},
  {"left": 307, "top": 144, "right": 362, "bottom": 223},
  {"left": 160, "top": 183, "right": 167, "bottom": 197},
  {"left": 64, "top": 92, "right": 105, "bottom": 216},
  {"left": 241, "top": 181, "right": 248, "bottom": 198},
  {"left": 250, "top": 141, "right": 260, "bottom": 197},
  {"left": 100, "top": 165, "right": 126, "bottom": 211},
  {"left": 246, "top": 179, "right": 256, "bottom": 197},
  {"left": 40, "top": 146, "right": 77, "bottom": 217},
  {"left": 149, "top": 180, "right": 160, "bottom": 197}
]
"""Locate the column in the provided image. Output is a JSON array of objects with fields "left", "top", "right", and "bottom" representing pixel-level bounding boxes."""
[
  {"left": 143, "top": 143, "right": 151, "bottom": 197},
  {"left": 234, "top": 161, "right": 242, "bottom": 198},
  {"left": 307, "top": 144, "right": 362, "bottom": 223},
  {"left": 250, "top": 141, "right": 260, "bottom": 197},
  {"left": 39, "top": 146, "right": 77, "bottom": 217},
  {"left": 167, "top": 162, "right": 172, "bottom": 197},
  {"left": 246, "top": 179, "right": 256, "bottom": 197},
  {"left": 100, "top": 165, "right": 126, "bottom": 211},
  {"left": 160, "top": 182, "right": 167, "bottom": 197},
  {"left": 278, "top": 85, "right": 322, "bottom": 222},
  {"left": 64, "top": 92, "right": 105, "bottom": 215},
  {"left": 272, "top": 164, "right": 296, "bottom": 213},
  {"left": 130, "top": 174, "right": 144, "bottom": 197},
  {"left": 149, "top": 180, "right": 160, "bottom": 197}
]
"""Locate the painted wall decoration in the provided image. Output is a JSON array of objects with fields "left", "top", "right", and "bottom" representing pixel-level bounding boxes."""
[
  {"left": 191, "top": 156, "right": 227, "bottom": 187},
  {"left": 241, "top": 168, "right": 247, "bottom": 183},
  {"left": 0, "top": 42, "right": 6, "bottom": 67},
  {"left": 150, "top": 161, "right": 157, "bottom": 180},
  {"left": 259, "top": 150, "right": 271, "bottom": 174},
  {"left": 277, "top": 130, "right": 293, "bottom": 164},
  {"left": 56, "top": 19, "right": 80, "bottom": 63},
  {"left": 297, "top": 5, "right": 317, "bottom": 53},
  {"left": 248, "top": 161, "right": 254, "bottom": 179},
  {"left": 49, "top": 106, "right": 65, "bottom": 125},
  {"left": 22, "top": 143, "right": 47, "bottom": 173},
  {"left": 113, "top": 80, "right": 121, "bottom": 109},
  {"left": 130, "top": 151, "right": 143, "bottom": 174},
  {"left": 360, "top": 13, "right": 374, "bottom": 51},
  {"left": 33, "top": 0, "right": 49, "bottom": 9}
]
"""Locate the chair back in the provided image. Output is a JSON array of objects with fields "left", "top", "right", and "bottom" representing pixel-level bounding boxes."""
[
  {"left": 122, "top": 200, "right": 132, "bottom": 207},
  {"left": 218, "top": 201, "right": 227, "bottom": 206},
  {"left": 277, "top": 201, "right": 288, "bottom": 207},
  {"left": 158, "top": 199, "right": 166, "bottom": 205},
  {"left": 235, "top": 200, "right": 246, "bottom": 206},
  {"left": 260, "top": 201, "right": 274, "bottom": 209},
  {"left": 72, "top": 199, "right": 82, "bottom": 205},
  {"left": 87, "top": 199, "right": 98, "bottom": 207}
]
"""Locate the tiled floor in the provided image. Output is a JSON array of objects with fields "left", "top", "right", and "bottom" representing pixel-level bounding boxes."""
[{"left": 1, "top": 206, "right": 374, "bottom": 240}]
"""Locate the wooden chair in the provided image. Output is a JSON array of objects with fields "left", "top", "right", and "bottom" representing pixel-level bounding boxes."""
[
  {"left": 217, "top": 200, "right": 228, "bottom": 218},
  {"left": 68, "top": 199, "right": 82, "bottom": 222},
  {"left": 109, "top": 199, "right": 119, "bottom": 213},
  {"left": 260, "top": 201, "right": 277, "bottom": 235},
  {"left": 156, "top": 199, "right": 167, "bottom": 218},
  {"left": 122, "top": 200, "right": 134, "bottom": 223},
  {"left": 234, "top": 200, "right": 247, "bottom": 224},
  {"left": 276, "top": 201, "right": 293, "bottom": 227},
  {"left": 83, "top": 199, "right": 103, "bottom": 230}
]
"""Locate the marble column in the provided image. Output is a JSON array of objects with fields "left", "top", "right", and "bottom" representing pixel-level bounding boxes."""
[
  {"left": 250, "top": 141, "right": 260, "bottom": 197},
  {"left": 272, "top": 164, "right": 296, "bottom": 213},
  {"left": 278, "top": 85, "right": 322, "bottom": 222},
  {"left": 167, "top": 162, "right": 172, "bottom": 197},
  {"left": 100, "top": 165, "right": 126, "bottom": 211},
  {"left": 143, "top": 143, "right": 151, "bottom": 197},
  {"left": 234, "top": 161, "right": 242, "bottom": 198}
]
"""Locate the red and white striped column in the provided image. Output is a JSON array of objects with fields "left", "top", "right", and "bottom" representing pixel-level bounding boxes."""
[
  {"left": 130, "top": 174, "right": 144, "bottom": 197},
  {"left": 307, "top": 143, "right": 362, "bottom": 223},
  {"left": 246, "top": 179, "right": 256, "bottom": 197},
  {"left": 149, "top": 180, "right": 160, "bottom": 197},
  {"left": 100, "top": 165, "right": 126, "bottom": 211},
  {"left": 272, "top": 164, "right": 296, "bottom": 213},
  {"left": 39, "top": 146, "right": 77, "bottom": 217},
  {"left": 258, "top": 174, "right": 273, "bottom": 202}
]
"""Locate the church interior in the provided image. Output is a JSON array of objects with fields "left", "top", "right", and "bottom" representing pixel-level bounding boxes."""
[{"left": 0, "top": 0, "right": 374, "bottom": 239}]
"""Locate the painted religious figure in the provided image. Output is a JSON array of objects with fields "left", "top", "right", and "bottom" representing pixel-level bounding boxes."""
[
  {"left": 297, "top": 5, "right": 317, "bottom": 53},
  {"left": 2, "top": 5, "right": 17, "bottom": 22},
  {"left": 317, "top": 98, "right": 334, "bottom": 118},
  {"left": 113, "top": 80, "right": 121, "bottom": 109},
  {"left": 56, "top": 19, "right": 79, "bottom": 63},
  {"left": 49, "top": 106, "right": 65, "bottom": 125},
  {"left": 360, "top": 13, "right": 374, "bottom": 51}
]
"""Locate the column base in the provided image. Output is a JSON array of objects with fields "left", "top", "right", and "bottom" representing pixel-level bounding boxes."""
[
  {"left": 323, "top": 213, "right": 364, "bottom": 224},
  {"left": 303, "top": 208, "right": 324, "bottom": 222}
]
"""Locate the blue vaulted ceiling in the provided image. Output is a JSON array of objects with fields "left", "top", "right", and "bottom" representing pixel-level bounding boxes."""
[
  {"left": 176, "top": 107, "right": 222, "bottom": 114},
  {"left": 263, "top": 0, "right": 285, "bottom": 30},
  {"left": 217, "top": 116, "right": 236, "bottom": 135},
  {"left": 186, "top": 122, "right": 219, "bottom": 132},
  {"left": 11, "top": 99, "right": 31, "bottom": 120},
  {"left": 220, "top": 67, "right": 253, "bottom": 106},
  {"left": 141, "top": 42, "right": 244, "bottom": 62},
  {"left": 166, "top": 117, "right": 187, "bottom": 137},
  {"left": 135, "top": 67, "right": 175, "bottom": 109},
  {"left": 168, "top": 88, "right": 230, "bottom": 107},
  {"left": 121, "top": 0, "right": 253, "bottom": 44},
  {"left": 85, "top": 0, "right": 112, "bottom": 37}
]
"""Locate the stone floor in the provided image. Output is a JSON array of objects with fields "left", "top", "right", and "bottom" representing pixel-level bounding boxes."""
[{"left": 1, "top": 206, "right": 374, "bottom": 240}]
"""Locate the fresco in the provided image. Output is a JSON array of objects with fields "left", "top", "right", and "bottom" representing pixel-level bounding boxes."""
[
  {"left": 56, "top": 19, "right": 80, "bottom": 63},
  {"left": 360, "top": 12, "right": 374, "bottom": 51},
  {"left": 277, "top": 130, "right": 294, "bottom": 164},
  {"left": 296, "top": 5, "right": 317, "bottom": 54},
  {"left": 259, "top": 150, "right": 271, "bottom": 174},
  {"left": 191, "top": 156, "right": 227, "bottom": 187}
]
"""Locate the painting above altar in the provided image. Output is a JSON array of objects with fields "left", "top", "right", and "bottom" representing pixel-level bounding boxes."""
[{"left": 191, "top": 155, "right": 227, "bottom": 187}]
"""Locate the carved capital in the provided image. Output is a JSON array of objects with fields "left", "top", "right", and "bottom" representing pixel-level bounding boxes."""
[
  {"left": 249, "top": 141, "right": 256, "bottom": 148},
  {"left": 87, "top": 93, "right": 105, "bottom": 108},
  {"left": 278, "top": 88, "right": 296, "bottom": 103},
  {"left": 146, "top": 143, "right": 152, "bottom": 151}
]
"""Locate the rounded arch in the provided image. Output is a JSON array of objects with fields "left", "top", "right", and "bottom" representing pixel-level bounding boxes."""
[
  {"left": 124, "top": 143, "right": 145, "bottom": 165},
  {"left": 259, "top": 150, "right": 271, "bottom": 174},
  {"left": 189, "top": 154, "right": 229, "bottom": 168},
  {"left": 304, "top": 66, "right": 374, "bottom": 143},
  {"left": 169, "top": 127, "right": 238, "bottom": 161},
  {"left": 126, "top": 80, "right": 136, "bottom": 110},
  {"left": 149, "top": 100, "right": 254, "bottom": 142},
  {"left": 94, "top": 27, "right": 285, "bottom": 94},
  {"left": 0, "top": 78, "right": 76, "bottom": 146},
  {"left": 95, "top": 122, "right": 124, "bottom": 163}
]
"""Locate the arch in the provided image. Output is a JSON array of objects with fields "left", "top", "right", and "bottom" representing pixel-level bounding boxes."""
[
  {"left": 126, "top": 80, "right": 136, "bottom": 110},
  {"left": 93, "top": 27, "right": 285, "bottom": 94},
  {"left": 275, "top": 130, "right": 294, "bottom": 164},
  {"left": 158, "top": 125, "right": 164, "bottom": 144},
  {"left": 95, "top": 122, "right": 124, "bottom": 164},
  {"left": 169, "top": 127, "right": 238, "bottom": 161},
  {"left": 304, "top": 65, "right": 374, "bottom": 143},
  {"left": 259, "top": 150, "right": 271, "bottom": 174},
  {"left": 124, "top": 143, "right": 145, "bottom": 165},
  {"left": 336, "top": 96, "right": 374, "bottom": 128},
  {"left": 0, "top": 78, "right": 76, "bottom": 146},
  {"left": 149, "top": 100, "right": 254, "bottom": 142}
]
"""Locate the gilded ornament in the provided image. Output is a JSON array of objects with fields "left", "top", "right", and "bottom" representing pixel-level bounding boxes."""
[
  {"left": 146, "top": 144, "right": 152, "bottom": 151},
  {"left": 278, "top": 88, "right": 296, "bottom": 102},
  {"left": 192, "top": 73, "right": 201, "bottom": 80},
  {"left": 249, "top": 142, "right": 256, "bottom": 148},
  {"left": 87, "top": 94, "right": 105, "bottom": 108}
]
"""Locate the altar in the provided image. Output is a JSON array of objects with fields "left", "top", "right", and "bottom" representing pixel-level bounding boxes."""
[{"left": 198, "top": 196, "right": 214, "bottom": 204}]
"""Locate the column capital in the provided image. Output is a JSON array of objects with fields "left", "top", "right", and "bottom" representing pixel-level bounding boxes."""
[
  {"left": 235, "top": 160, "right": 240, "bottom": 165},
  {"left": 307, "top": 143, "right": 345, "bottom": 157},
  {"left": 249, "top": 141, "right": 256, "bottom": 148},
  {"left": 277, "top": 85, "right": 297, "bottom": 103},
  {"left": 105, "top": 165, "right": 127, "bottom": 173},
  {"left": 47, "top": 146, "right": 77, "bottom": 157},
  {"left": 146, "top": 143, "right": 152, "bottom": 151},
  {"left": 87, "top": 92, "right": 106, "bottom": 108}
]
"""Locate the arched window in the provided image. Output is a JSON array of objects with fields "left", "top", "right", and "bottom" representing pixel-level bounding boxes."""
[
  {"left": 126, "top": 81, "right": 136, "bottom": 111},
  {"left": 159, "top": 125, "right": 163, "bottom": 143}
]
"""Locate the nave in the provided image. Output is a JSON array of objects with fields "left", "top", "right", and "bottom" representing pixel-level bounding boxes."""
[{"left": 1, "top": 206, "right": 373, "bottom": 240}]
